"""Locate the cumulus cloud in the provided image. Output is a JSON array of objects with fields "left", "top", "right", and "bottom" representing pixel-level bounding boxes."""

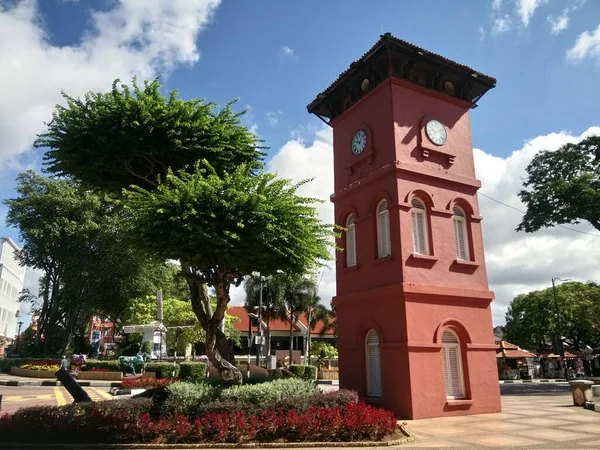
[
  {"left": 567, "top": 24, "right": 600, "bottom": 62},
  {"left": 0, "top": 0, "right": 221, "bottom": 167},
  {"left": 239, "top": 124, "right": 600, "bottom": 326},
  {"left": 280, "top": 45, "right": 294, "bottom": 58}
]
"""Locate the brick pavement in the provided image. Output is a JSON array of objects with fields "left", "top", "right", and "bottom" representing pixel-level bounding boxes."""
[{"left": 402, "top": 392, "right": 600, "bottom": 448}]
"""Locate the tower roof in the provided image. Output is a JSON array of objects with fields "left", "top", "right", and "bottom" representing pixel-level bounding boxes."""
[{"left": 307, "top": 33, "right": 496, "bottom": 122}]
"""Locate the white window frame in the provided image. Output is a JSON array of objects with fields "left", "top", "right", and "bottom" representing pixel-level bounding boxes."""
[
  {"left": 376, "top": 200, "right": 391, "bottom": 258},
  {"left": 365, "top": 329, "right": 382, "bottom": 397},
  {"left": 411, "top": 197, "right": 430, "bottom": 255},
  {"left": 453, "top": 206, "right": 470, "bottom": 261},
  {"left": 442, "top": 329, "right": 465, "bottom": 399},
  {"left": 346, "top": 214, "right": 357, "bottom": 267}
]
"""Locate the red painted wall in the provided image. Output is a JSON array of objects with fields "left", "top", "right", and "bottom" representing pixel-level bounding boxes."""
[{"left": 331, "top": 78, "right": 501, "bottom": 419}]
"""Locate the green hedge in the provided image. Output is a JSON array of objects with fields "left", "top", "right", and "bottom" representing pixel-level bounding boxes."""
[
  {"left": 145, "top": 362, "right": 179, "bottom": 379},
  {"left": 81, "top": 359, "right": 120, "bottom": 372},
  {"left": 179, "top": 362, "right": 207, "bottom": 381},
  {"left": 219, "top": 378, "right": 318, "bottom": 405},
  {"left": 288, "top": 364, "right": 317, "bottom": 380}
]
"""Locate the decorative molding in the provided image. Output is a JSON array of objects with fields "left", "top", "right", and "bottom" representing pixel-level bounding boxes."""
[{"left": 466, "top": 343, "right": 496, "bottom": 351}]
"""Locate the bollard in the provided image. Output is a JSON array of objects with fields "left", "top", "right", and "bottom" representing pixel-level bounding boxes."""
[
  {"left": 0, "top": 393, "right": 2, "bottom": 411},
  {"left": 54, "top": 367, "right": 92, "bottom": 403},
  {"left": 568, "top": 380, "right": 594, "bottom": 407}
]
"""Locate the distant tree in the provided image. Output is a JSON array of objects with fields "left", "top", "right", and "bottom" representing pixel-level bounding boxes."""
[
  {"left": 504, "top": 281, "right": 600, "bottom": 353},
  {"left": 518, "top": 136, "right": 600, "bottom": 233},
  {"left": 123, "top": 163, "right": 335, "bottom": 381}
]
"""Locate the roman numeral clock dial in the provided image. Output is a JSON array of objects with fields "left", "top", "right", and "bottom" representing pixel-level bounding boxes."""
[
  {"left": 425, "top": 119, "right": 447, "bottom": 146},
  {"left": 351, "top": 129, "right": 367, "bottom": 155}
]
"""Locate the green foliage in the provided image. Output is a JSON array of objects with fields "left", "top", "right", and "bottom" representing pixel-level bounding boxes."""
[
  {"left": 162, "top": 381, "right": 220, "bottom": 416},
  {"left": 218, "top": 378, "right": 319, "bottom": 405},
  {"left": 3, "top": 171, "right": 171, "bottom": 356},
  {"left": 179, "top": 362, "right": 207, "bottom": 381},
  {"left": 145, "top": 362, "right": 180, "bottom": 379},
  {"left": 288, "top": 365, "right": 317, "bottom": 380},
  {"left": 309, "top": 341, "right": 338, "bottom": 360},
  {"left": 82, "top": 360, "right": 120, "bottom": 372},
  {"left": 39, "top": 78, "right": 264, "bottom": 193},
  {"left": 0, "top": 358, "right": 43, "bottom": 373},
  {"left": 518, "top": 136, "right": 600, "bottom": 232},
  {"left": 123, "top": 163, "right": 335, "bottom": 284},
  {"left": 505, "top": 281, "right": 600, "bottom": 352}
]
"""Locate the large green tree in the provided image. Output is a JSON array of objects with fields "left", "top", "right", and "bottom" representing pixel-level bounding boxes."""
[
  {"left": 123, "top": 163, "right": 335, "bottom": 381},
  {"left": 504, "top": 281, "right": 600, "bottom": 353},
  {"left": 518, "top": 136, "right": 600, "bottom": 232},
  {"left": 38, "top": 79, "right": 264, "bottom": 193},
  {"left": 3, "top": 171, "right": 163, "bottom": 355}
]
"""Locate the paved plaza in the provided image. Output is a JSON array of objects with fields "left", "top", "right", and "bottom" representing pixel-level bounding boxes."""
[{"left": 402, "top": 389, "right": 600, "bottom": 449}]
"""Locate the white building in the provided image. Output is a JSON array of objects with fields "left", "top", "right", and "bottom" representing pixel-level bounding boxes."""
[{"left": 0, "top": 237, "right": 26, "bottom": 340}]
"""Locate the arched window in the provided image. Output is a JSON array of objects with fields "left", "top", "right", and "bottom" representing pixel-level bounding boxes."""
[
  {"left": 376, "top": 200, "right": 391, "bottom": 258},
  {"left": 442, "top": 329, "right": 465, "bottom": 399},
  {"left": 365, "top": 329, "right": 382, "bottom": 397},
  {"left": 411, "top": 197, "right": 430, "bottom": 255},
  {"left": 453, "top": 206, "right": 470, "bottom": 260},
  {"left": 346, "top": 214, "right": 357, "bottom": 267}
]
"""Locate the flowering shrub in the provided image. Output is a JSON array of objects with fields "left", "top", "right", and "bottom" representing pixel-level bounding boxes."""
[
  {"left": 18, "top": 360, "right": 60, "bottom": 372},
  {"left": 121, "top": 378, "right": 178, "bottom": 390},
  {"left": 0, "top": 400, "right": 398, "bottom": 444}
]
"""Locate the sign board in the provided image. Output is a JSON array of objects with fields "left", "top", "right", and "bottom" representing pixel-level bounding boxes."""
[{"left": 254, "top": 336, "right": 265, "bottom": 345}]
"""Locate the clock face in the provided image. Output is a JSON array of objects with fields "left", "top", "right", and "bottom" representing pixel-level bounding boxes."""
[
  {"left": 351, "top": 129, "right": 367, "bottom": 155},
  {"left": 425, "top": 119, "right": 447, "bottom": 146}
]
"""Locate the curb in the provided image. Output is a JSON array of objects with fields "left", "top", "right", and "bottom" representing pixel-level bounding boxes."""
[
  {"left": 316, "top": 380, "right": 339, "bottom": 385},
  {"left": 0, "top": 380, "right": 122, "bottom": 388},
  {"left": 585, "top": 401, "right": 600, "bottom": 413},
  {"left": 499, "top": 379, "right": 566, "bottom": 384},
  {"left": 0, "top": 425, "right": 414, "bottom": 448}
]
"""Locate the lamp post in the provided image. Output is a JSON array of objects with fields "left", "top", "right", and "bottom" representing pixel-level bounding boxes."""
[
  {"left": 254, "top": 273, "right": 267, "bottom": 367},
  {"left": 551, "top": 277, "right": 570, "bottom": 380},
  {"left": 15, "top": 310, "right": 23, "bottom": 356},
  {"left": 247, "top": 312, "right": 258, "bottom": 379}
]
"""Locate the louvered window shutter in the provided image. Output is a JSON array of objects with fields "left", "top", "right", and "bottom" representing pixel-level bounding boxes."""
[
  {"left": 453, "top": 207, "right": 470, "bottom": 260},
  {"left": 411, "top": 198, "right": 429, "bottom": 255},
  {"left": 346, "top": 215, "right": 357, "bottom": 267},
  {"left": 441, "top": 330, "right": 465, "bottom": 399},
  {"left": 377, "top": 200, "right": 391, "bottom": 258},
  {"left": 365, "top": 330, "right": 382, "bottom": 397}
]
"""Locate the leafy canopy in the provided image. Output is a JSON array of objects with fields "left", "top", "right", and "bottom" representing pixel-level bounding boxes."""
[
  {"left": 38, "top": 78, "right": 264, "bottom": 193},
  {"left": 518, "top": 136, "right": 600, "bottom": 232},
  {"left": 123, "top": 162, "right": 336, "bottom": 285}
]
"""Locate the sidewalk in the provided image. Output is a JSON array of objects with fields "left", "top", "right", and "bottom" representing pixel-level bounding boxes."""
[{"left": 0, "top": 373, "right": 121, "bottom": 388}]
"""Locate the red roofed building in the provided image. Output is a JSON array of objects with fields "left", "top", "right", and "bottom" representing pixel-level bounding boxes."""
[{"left": 227, "top": 306, "right": 336, "bottom": 359}]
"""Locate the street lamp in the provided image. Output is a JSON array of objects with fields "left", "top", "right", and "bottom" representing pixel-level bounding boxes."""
[
  {"left": 551, "top": 277, "right": 571, "bottom": 379},
  {"left": 247, "top": 312, "right": 258, "bottom": 379},
  {"left": 15, "top": 310, "right": 23, "bottom": 355}
]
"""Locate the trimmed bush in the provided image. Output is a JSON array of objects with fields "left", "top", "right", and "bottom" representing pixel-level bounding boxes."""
[
  {"left": 219, "top": 378, "right": 318, "bottom": 405},
  {"left": 289, "top": 364, "right": 317, "bottom": 380},
  {"left": 162, "top": 381, "right": 220, "bottom": 416},
  {"left": 82, "top": 359, "right": 120, "bottom": 372},
  {"left": 0, "top": 358, "right": 41, "bottom": 373},
  {"left": 0, "top": 400, "right": 397, "bottom": 444},
  {"left": 121, "top": 378, "right": 178, "bottom": 390},
  {"left": 145, "top": 362, "right": 179, "bottom": 379},
  {"left": 179, "top": 362, "right": 207, "bottom": 381}
]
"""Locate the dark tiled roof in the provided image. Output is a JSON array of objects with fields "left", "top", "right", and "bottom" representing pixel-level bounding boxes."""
[{"left": 307, "top": 32, "right": 496, "bottom": 113}]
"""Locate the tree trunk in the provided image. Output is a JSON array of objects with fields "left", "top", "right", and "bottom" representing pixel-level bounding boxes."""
[
  {"left": 289, "top": 306, "right": 294, "bottom": 364},
  {"left": 305, "top": 308, "right": 312, "bottom": 365},
  {"left": 182, "top": 262, "right": 241, "bottom": 383}
]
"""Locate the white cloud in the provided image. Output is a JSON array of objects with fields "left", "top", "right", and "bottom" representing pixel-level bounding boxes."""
[
  {"left": 0, "top": 0, "right": 221, "bottom": 167},
  {"left": 547, "top": 12, "right": 569, "bottom": 35},
  {"left": 516, "top": 0, "right": 548, "bottom": 26},
  {"left": 267, "top": 110, "right": 283, "bottom": 127},
  {"left": 280, "top": 45, "right": 294, "bottom": 58},
  {"left": 567, "top": 24, "right": 600, "bottom": 62},
  {"left": 254, "top": 124, "right": 600, "bottom": 326},
  {"left": 492, "top": 15, "right": 512, "bottom": 35},
  {"left": 492, "top": 0, "right": 503, "bottom": 11},
  {"left": 478, "top": 26, "right": 486, "bottom": 41}
]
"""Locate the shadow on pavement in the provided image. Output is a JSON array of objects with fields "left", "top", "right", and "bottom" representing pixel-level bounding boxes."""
[{"left": 500, "top": 384, "right": 571, "bottom": 396}]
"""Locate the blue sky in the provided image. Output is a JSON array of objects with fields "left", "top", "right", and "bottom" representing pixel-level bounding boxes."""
[{"left": 1, "top": 0, "right": 600, "bottom": 326}]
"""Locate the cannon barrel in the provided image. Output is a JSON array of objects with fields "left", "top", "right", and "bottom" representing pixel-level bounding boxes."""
[{"left": 54, "top": 367, "right": 92, "bottom": 403}]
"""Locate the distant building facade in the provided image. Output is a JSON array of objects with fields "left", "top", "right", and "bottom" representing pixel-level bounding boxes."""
[{"left": 0, "top": 237, "right": 26, "bottom": 341}]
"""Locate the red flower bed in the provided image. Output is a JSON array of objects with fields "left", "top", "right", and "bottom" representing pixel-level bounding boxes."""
[
  {"left": 121, "top": 378, "right": 179, "bottom": 390},
  {"left": 0, "top": 401, "right": 398, "bottom": 444}
]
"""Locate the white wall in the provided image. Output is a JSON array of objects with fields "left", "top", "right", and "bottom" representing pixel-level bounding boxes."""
[{"left": 0, "top": 238, "right": 26, "bottom": 338}]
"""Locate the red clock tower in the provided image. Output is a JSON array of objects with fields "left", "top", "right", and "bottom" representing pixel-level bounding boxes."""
[{"left": 308, "top": 34, "right": 501, "bottom": 419}]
